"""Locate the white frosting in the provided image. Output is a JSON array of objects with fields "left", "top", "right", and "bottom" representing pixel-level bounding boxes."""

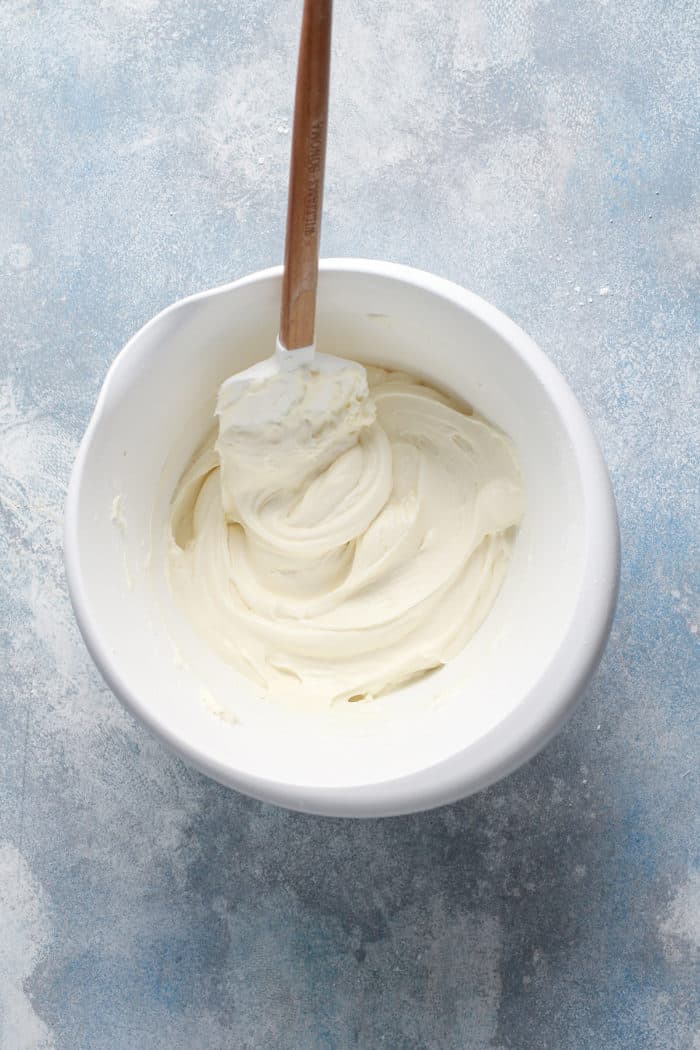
[{"left": 168, "top": 362, "right": 525, "bottom": 704}]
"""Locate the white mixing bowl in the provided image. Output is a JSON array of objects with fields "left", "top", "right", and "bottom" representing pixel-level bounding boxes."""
[{"left": 64, "top": 260, "right": 619, "bottom": 816}]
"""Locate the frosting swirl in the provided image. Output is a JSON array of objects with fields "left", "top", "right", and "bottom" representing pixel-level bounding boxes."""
[{"left": 168, "top": 363, "right": 524, "bottom": 703}]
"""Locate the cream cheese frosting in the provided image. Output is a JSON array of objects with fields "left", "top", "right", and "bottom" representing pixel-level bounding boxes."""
[{"left": 167, "top": 362, "right": 525, "bottom": 704}]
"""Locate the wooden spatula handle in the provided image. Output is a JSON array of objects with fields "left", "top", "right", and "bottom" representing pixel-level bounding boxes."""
[{"left": 279, "top": 0, "right": 332, "bottom": 351}]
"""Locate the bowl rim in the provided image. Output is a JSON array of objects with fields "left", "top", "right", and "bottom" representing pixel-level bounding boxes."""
[{"left": 64, "top": 258, "right": 620, "bottom": 817}]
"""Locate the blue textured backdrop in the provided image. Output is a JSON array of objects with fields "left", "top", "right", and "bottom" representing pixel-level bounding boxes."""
[{"left": 1, "top": 1, "right": 698, "bottom": 1047}]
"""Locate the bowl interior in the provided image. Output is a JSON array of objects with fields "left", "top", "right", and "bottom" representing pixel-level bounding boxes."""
[{"left": 68, "top": 264, "right": 589, "bottom": 797}]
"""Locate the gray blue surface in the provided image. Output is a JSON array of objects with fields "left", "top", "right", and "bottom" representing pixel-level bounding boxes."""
[{"left": 1, "top": 1, "right": 698, "bottom": 1047}]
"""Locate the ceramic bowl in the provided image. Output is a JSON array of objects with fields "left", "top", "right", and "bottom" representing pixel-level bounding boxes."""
[{"left": 64, "top": 260, "right": 619, "bottom": 816}]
